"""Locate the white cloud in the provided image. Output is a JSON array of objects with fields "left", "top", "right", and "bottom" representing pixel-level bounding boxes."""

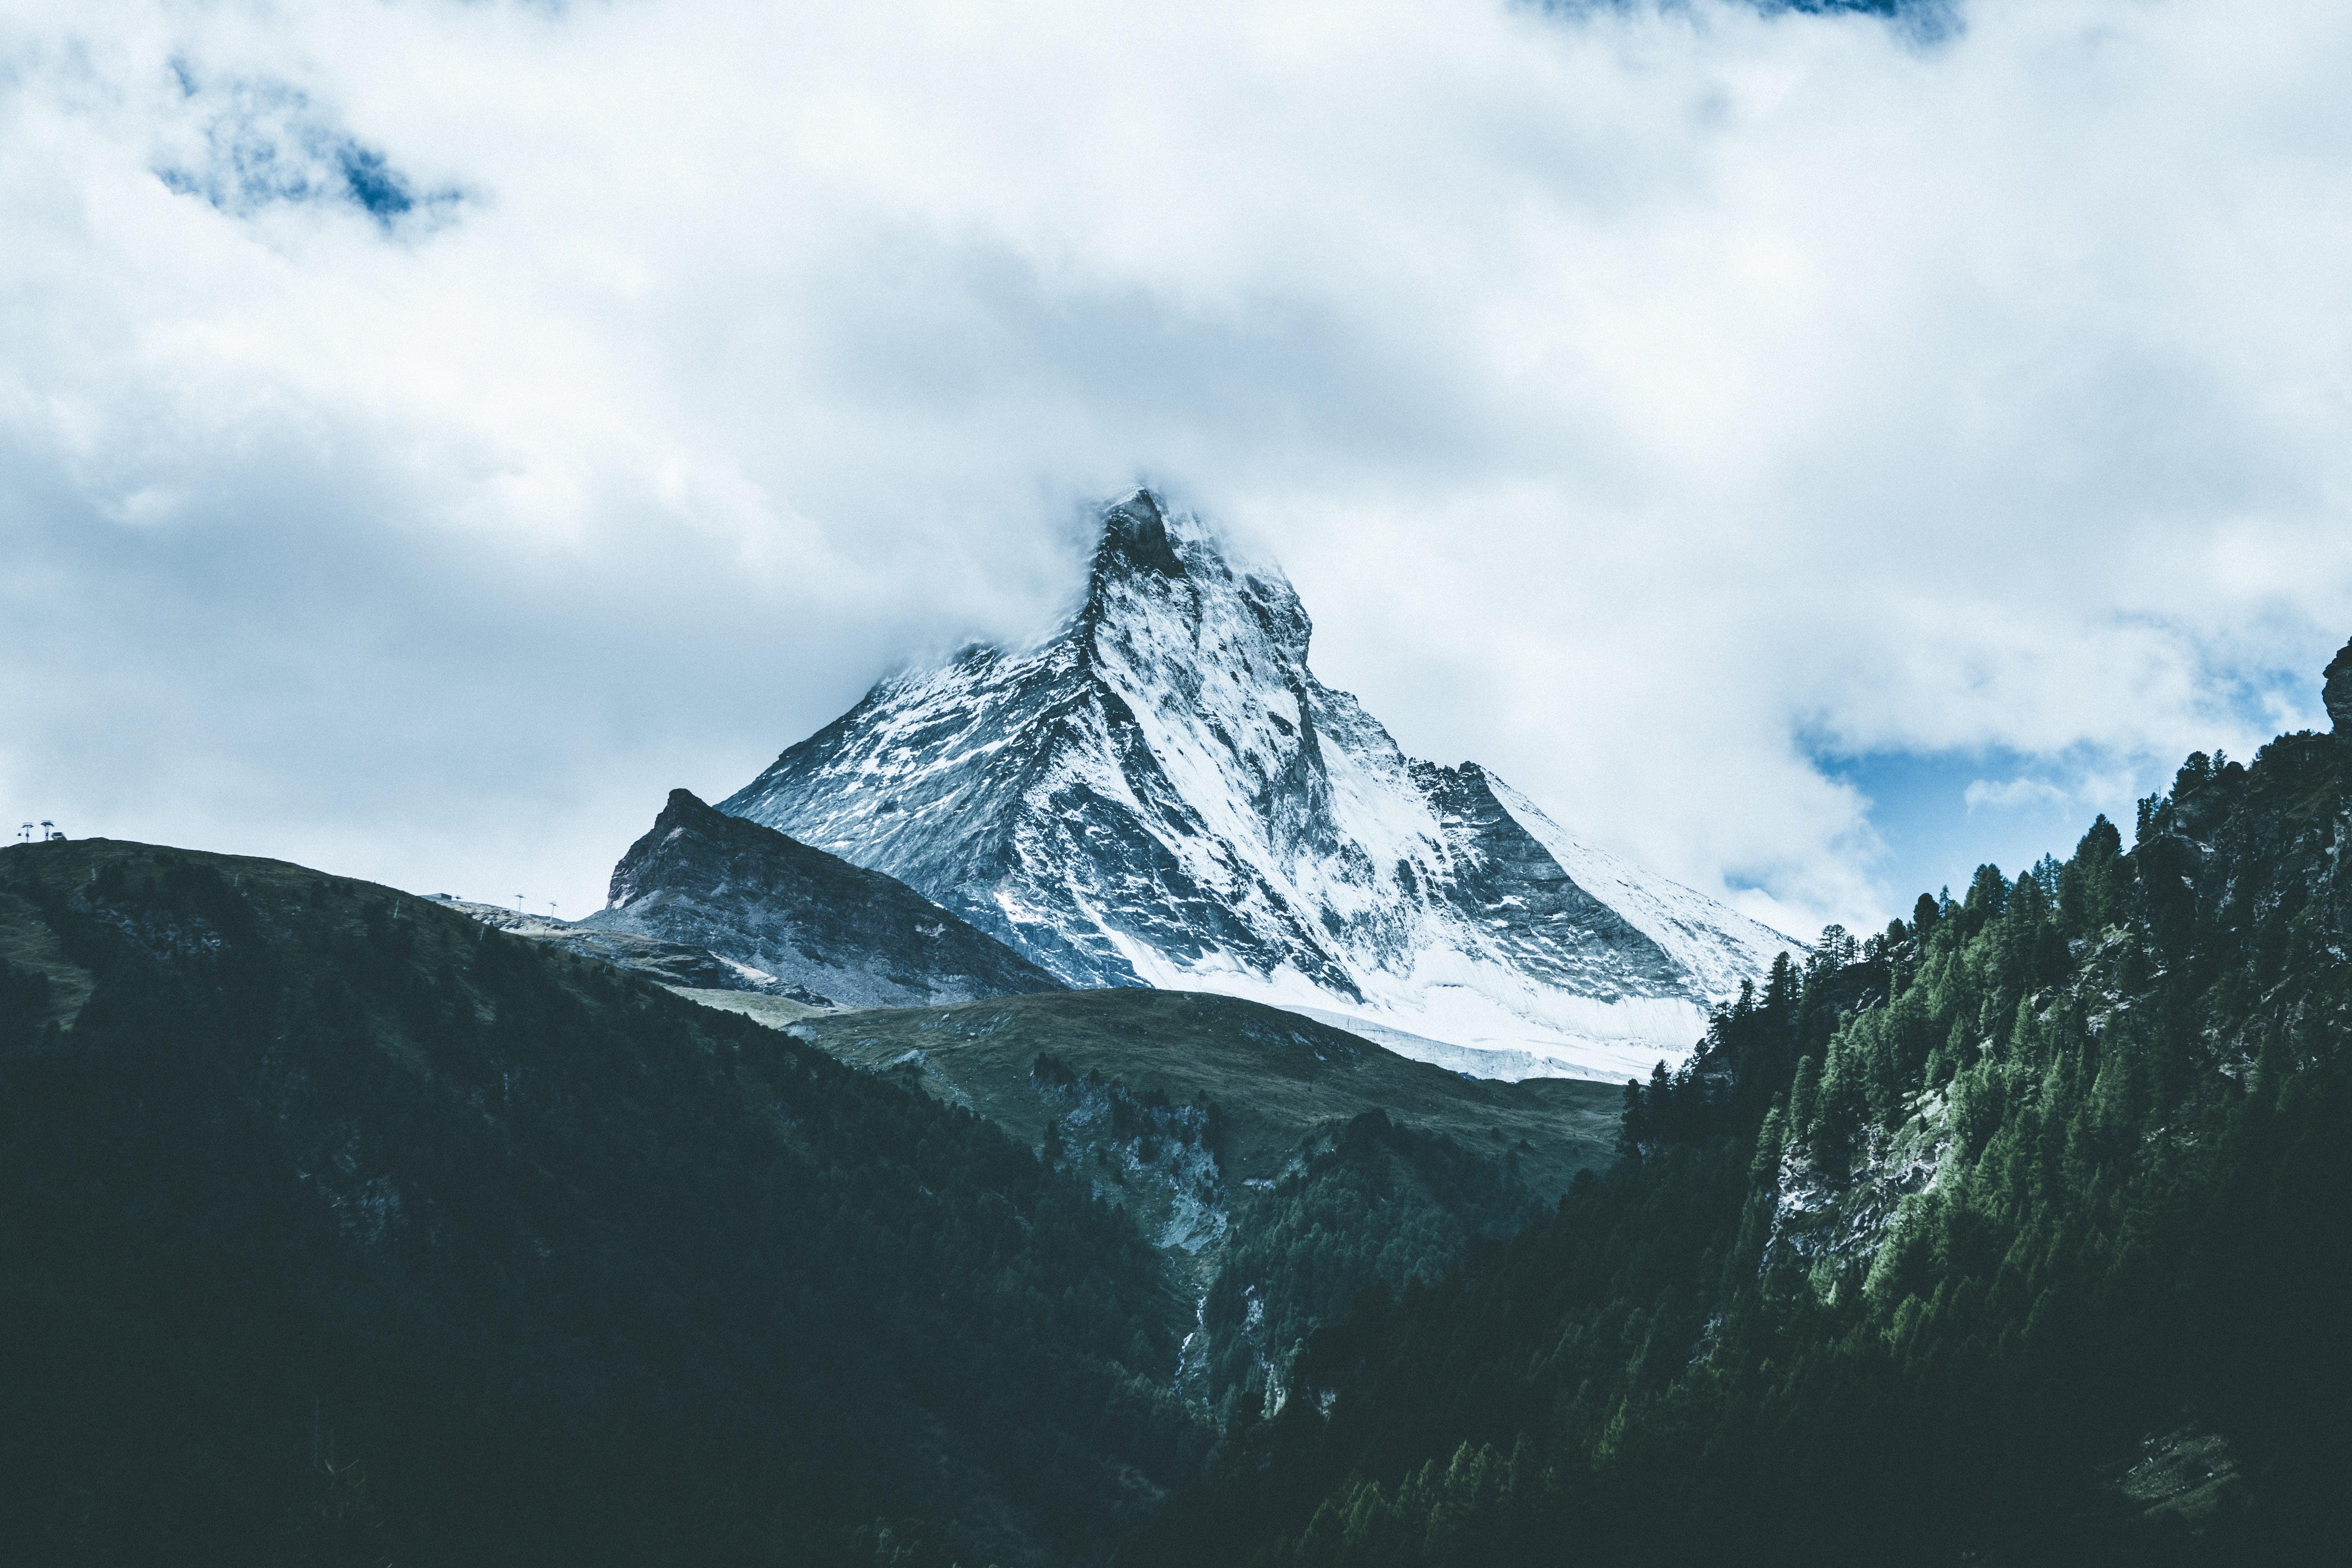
[
  {"left": 1963, "top": 777, "right": 2071, "bottom": 814},
  {"left": 3, "top": 0, "right": 2350, "bottom": 930}
]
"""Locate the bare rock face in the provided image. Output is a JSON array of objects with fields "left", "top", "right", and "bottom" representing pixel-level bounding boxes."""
[
  {"left": 431, "top": 897, "right": 832, "bottom": 1003},
  {"left": 2325, "top": 636, "right": 2352, "bottom": 740},
  {"left": 578, "top": 789, "right": 1065, "bottom": 1010}
]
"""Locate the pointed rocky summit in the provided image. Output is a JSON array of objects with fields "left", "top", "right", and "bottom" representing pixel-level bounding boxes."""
[{"left": 720, "top": 491, "right": 1792, "bottom": 1078}]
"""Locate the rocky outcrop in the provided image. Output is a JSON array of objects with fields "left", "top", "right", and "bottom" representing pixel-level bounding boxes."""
[
  {"left": 2325, "top": 634, "right": 2352, "bottom": 740},
  {"left": 432, "top": 897, "right": 833, "bottom": 1002},
  {"left": 2131, "top": 635, "right": 2352, "bottom": 955},
  {"left": 577, "top": 789, "right": 1064, "bottom": 1010}
]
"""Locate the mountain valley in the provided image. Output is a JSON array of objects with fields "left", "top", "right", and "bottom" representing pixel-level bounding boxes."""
[{"left": 0, "top": 831, "right": 1620, "bottom": 1563}]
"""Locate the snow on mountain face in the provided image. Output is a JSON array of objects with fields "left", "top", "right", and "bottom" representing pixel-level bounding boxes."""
[{"left": 722, "top": 492, "right": 1794, "bottom": 1079}]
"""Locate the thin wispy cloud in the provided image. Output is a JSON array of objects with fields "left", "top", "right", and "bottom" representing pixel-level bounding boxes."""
[{"left": 1963, "top": 777, "right": 2071, "bottom": 815}]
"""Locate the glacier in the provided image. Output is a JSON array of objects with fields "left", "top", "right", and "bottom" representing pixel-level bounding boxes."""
[{"left": 722, "top": 490, "right": 1795, "bottom": 1080}]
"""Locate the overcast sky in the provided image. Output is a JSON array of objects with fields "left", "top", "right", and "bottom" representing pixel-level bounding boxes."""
[{"left": 5, "top": 0, "right": 2349, "bottom": 937}]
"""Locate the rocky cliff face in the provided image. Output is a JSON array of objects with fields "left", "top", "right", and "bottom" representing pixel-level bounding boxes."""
[
  {"left": 577, "top": 789, "right": 1064, "bottom": 1010},
  {"left": 720, "top": 492, "right": 1790, "bottom": 1079},
  {"left": 2324, "top": 634, "right": 2352, "bottom": 740},
  {"left": 430, "top": 898, "right": 834, "bottom": 1004}
]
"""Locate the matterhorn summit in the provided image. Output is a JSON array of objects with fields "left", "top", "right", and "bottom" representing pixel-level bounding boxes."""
[{"left": 723, "top": 492, "right": 1791, "bottom": 1078}]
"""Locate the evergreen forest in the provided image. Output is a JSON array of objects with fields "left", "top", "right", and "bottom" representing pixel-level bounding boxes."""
[{"left": 1120, "top": 733, "right": 2351, "bottom": 1564}]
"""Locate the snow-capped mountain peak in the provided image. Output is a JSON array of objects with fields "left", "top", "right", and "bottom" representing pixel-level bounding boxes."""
[{"left": 722, "top": 491, "right": 1793, "bottom": 1079}]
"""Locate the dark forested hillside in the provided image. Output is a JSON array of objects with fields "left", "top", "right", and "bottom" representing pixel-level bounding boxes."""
[
  {"left": 16, "top": 687, "right": 2347, "bottom": 1568},
  {"left": 0, "top": 840, "right": 1204, "bottom": 1567},
  {"left": 1123, "top": 720, "right": 2352, "bottom": 1564},
  {"left": 1193, "top": 1111, "right": 1546, "bottom": 1430},
  {"left": 782, "top": 989, "right": 1620, "bottom": 1431}
]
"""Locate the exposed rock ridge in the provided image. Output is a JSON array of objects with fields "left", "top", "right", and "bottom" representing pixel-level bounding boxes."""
[
  {"left": 2325, "top": 633, "right": 2352, "bottom": 741},
  {"left": 579, "top": 789, "right": 1065, "bottom": 1010},
  {"left": 431, "top": 897, "right": 832, "bottom": 1004}
]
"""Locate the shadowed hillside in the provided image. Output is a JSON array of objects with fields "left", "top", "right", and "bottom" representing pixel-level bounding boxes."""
[
  {"left": 0, "top": 837, "right": 1201, "bottom": 1567},
  {"left": 775, "top": 988, "right": 1626, "bottom": 1426}
]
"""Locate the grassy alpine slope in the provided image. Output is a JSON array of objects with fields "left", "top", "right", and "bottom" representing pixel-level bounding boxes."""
[
  {"left": 780, "top": 989, "right": 1624, "bottom": 1422},
  {"left": 1121, "top": 725, "right": 2352, "bottom": 1566},
  {"left": 788, "top": 989, "right": 1622, "bottom": 1195},
  {"left": 0, "top": 838, "right": 1206, "bottom": 1568}
]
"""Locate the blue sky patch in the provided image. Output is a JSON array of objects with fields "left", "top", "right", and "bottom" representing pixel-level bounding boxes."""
[
  {"left": 158, "top": 66, "right": 458, "bottom": 233},
  {"left": 1816, "top": 743, "right": 2150, "bottom": 916}
]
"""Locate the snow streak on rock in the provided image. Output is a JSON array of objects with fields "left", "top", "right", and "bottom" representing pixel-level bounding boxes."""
[
  {"left": 724, "top": 492, "right": 1793, "bottom": 1078},
  {"left": 580, "top": 789, "right": 1063, "bottom": 1010}
]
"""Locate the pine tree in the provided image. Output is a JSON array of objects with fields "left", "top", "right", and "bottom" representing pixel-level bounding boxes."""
[{"left": 1789, "top": 1054, "right": 1821, "bottom": 1139}]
